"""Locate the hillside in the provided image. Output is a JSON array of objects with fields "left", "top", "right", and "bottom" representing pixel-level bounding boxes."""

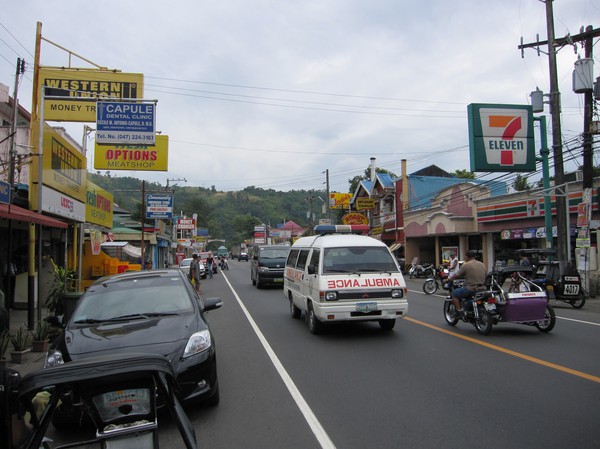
[{"left": 88, "top": 173, "right": 330, "bottom": 248}]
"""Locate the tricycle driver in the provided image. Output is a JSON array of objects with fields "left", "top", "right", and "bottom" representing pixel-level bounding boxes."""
[{"left": 446, "top": 250, "right": 487, "bottom": 317}]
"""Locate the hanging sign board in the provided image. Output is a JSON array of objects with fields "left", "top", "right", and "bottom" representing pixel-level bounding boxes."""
[
  {"left": 146, "top": 194, "right": 173, "bottom": 219},
  {"left": 96, "top": 101, "right": 156, "bottom": 145},
  {"left": 39, "top": 67, "right": 144, "bottom": 122},
  {"left": 467, "top": 104, "right": 535, "bottom": 172}
]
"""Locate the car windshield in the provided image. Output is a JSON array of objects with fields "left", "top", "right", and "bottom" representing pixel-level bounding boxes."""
[
  {"left": 322, "top": 246, "right": 400, "bottom": 274},
  {"left": 180, "top": 259, "right": 191, "bottom": 267},
  {"left": 72, "top": 275, "right": 193, "bottom": 323}
]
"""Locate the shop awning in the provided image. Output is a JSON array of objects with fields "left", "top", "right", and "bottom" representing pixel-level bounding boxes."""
[{"left": 0, "top": 203, "right": 68, "bottom": 229}]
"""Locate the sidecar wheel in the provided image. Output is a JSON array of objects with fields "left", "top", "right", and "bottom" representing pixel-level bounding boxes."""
[
  {"left": 535, "top": 303, "right": 556, "bottom": 333},
  {"left": 443, "top": 301, "right": 458, "bottom": 326},
  {"left": 474, "top": 306, "right": 493, "bottom": 335},
  {"left": 423, "top": 279, "right": 438, "bottom": 295},
  {"left": 570, "top": 292, "right": 586, "bottom": 309}
]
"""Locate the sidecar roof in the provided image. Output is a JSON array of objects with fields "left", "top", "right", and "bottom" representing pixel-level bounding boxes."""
[{"left": 18, "top": 353, "right": 176, "bottom": 397}]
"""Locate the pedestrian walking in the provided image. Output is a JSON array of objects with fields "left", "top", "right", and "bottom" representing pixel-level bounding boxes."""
[
  {"left": 206, "top": 253, "right": 214, "bottom": 279},
  {"left": 190, "top": 254, "right": 202, "bottom": 293}
]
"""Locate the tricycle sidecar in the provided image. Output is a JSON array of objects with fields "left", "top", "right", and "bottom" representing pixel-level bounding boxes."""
[{"left": 1, "top": 353, "right": 198, "bottom": 449}]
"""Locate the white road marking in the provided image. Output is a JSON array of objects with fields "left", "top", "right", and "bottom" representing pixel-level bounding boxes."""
[{"left": 221, "top": 273, "right": 337, "bottom": 449}]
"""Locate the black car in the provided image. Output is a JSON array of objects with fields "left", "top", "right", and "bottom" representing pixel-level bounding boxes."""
[
  {"left": 238, "top": 252, "right": 249, "bottom": 261},
  {"left": 250, "top": 245, "right": 290, "bottom": 288},
  {"left": 45, "top": 269, "right": 222, "bottom": 407}
]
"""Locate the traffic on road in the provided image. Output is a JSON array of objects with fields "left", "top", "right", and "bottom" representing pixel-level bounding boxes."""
[{"left": 4, "top": 258, "right": 600, "bottom": 449}]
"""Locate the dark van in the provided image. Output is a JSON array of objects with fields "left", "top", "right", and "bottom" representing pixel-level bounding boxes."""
[{"left": 250, "top": 245, "right": 291, "bottom": 288}]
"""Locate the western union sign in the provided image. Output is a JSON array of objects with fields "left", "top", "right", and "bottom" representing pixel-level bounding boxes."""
[{"left": 39, "top": 67, "right": 144, "bottom": 122}]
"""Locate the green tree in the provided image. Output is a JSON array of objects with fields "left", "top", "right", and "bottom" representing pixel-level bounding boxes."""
[
  {"left": 450, "top": 169, "right": 475, "bottom": 179},
  {"left": 513, "top": 174, "right": 531, "bottom": 191}
]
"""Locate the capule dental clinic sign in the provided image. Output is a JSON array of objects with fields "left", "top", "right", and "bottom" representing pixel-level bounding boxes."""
[{"left": 467, "top": 104, "right": 535, "bottom": 172}]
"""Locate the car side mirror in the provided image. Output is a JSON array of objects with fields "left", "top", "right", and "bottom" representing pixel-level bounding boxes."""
[
  {"left": 307, "top": 265, "right": 316, "bottom": 275},
  {"left": 202, "top": 297, "right": 223, "bottom": 311}
]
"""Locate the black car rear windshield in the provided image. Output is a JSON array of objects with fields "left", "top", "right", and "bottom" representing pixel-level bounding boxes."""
[
  {"left": 73, "top": 275, "right": 193, "bottom": 322},
  {"left": 260, "top": 248, "right": 290, "bottom": 259},
  {"left": 322, "top": 246, "right": 399, "bottom": 274}
]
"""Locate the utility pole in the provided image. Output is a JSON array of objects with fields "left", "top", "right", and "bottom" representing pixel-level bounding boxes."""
[
  {"left": 581, "top": 25, "right": 594, "bottom": 193},
  {"left": 323, "top": 169, "right": 331, "bottom": 222},
  {"left": 5, "top": 57, "right": 26, "bottom": 327},
  {"left": 519, "top": 1, "right": 600, "bottom": 271}
]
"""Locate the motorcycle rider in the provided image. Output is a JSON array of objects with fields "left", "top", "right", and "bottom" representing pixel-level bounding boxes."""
[{"left": 447, "top": 250, "right": 486, "bottom": 317}]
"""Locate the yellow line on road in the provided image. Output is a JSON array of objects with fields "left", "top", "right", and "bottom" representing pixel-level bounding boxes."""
[{"left": 405, "top": 317, "right": 600, "bottom": 384}]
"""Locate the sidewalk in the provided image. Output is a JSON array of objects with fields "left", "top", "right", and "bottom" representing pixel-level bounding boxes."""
[{"left": 4, "top": 307, "right": 51, "bottom": 377}]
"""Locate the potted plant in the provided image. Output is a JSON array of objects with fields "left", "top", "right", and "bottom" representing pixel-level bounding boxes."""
[
  {"left": 30, "top": 320, "right": 51, "bottom": 352},
  {"left": 0, "top": 329, "right": 10, "bottom": 365},
  {"left": 10, "top": 327, "right": 31, "bottom": 363},
  {"left": 46, "top": 258, "right": 77, "bottom": 316}
]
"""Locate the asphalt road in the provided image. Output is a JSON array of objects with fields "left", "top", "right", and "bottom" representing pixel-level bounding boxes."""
[{"left": 49, "top": 261, "right": 600, "bottom": 449}]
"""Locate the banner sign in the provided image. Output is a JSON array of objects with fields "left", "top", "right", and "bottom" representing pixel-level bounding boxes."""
[
  {"left": 0, "top": 180, "right": 10, "bottom": 204},
  {"left": 356, "top": 198, "right": 375, "bottom": 210},
  {"left": 146, "top": 194, "right": 173, "bottom": 219},
  {"left": 39, "top": 67, "right": 144, "bottom": 122},
  {"left": 96, "top": 101, "right": 156, "bottom": 145},
  {"left": 467, "top": 103, "right": 535, "bottom": 172},
  {"left": 329, "top": 193, "right": 352, "bottom": 209},
  {"left": 341, "top": 212, "right": 368, "bottom": 225},
  {"left": 93, "top": 135, "right": 169, "bottom": 171},
  {"left": 177, "top": 218, "right": 196, "bottom": 230},
  {"left": 86, "top": 181, "right": 113, "bottom": 228}
]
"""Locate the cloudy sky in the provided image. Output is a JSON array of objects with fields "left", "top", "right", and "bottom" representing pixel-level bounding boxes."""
[{"left": 1, "top": 0, "right": 598, "bottom": 193}]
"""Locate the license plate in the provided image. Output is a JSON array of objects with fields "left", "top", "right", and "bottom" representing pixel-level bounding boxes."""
[
  {"left": 563, "top": 284, "right": 579, "bottom": 295},
  {"left": 484, "top": 303, "right": 496, "bottom": 312},
  {"left": 274, "top": 278, "right": 283, "bottom": 283},
  {"left": 356, "top": 302, "right": 377, "bottom": 313}
]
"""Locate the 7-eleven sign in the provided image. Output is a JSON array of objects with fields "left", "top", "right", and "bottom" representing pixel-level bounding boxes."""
[{"left": 468, "top": 104, "right": 536, "bottom": 172}]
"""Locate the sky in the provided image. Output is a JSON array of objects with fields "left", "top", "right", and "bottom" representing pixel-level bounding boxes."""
[{"left": 1, "top": 0, "right": 598, "bottom": 194}]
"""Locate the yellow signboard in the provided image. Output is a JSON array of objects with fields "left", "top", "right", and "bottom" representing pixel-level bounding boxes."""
[
  {"left": 30, "top": 124, "right": 87, "bottom": 204},
  {"left": 356, "top": 198, "right": 375, "bottom": 210},
  {"left": 94, "top": 135, "right": 169, "bottom": 171},
  {"left": 329, "top": 192, "right": 353, "bottom": 209},
  {"left": 86, "top": 181, "right": 113, "bottom": 228},
  {"left": 39, "top": 67, "right": 144, "bottom": 122},
  {"left": 341, "top": 212, "right": 368, "bottom": 225}
]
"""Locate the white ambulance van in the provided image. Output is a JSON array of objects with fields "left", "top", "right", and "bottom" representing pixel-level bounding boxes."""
[{"left": 283, "top": 225, "right": 408, "bottom": 333}]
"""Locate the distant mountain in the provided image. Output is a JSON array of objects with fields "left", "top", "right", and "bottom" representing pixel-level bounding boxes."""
[{"left": 88, "top": 173, "right": 329, "bottom": 248}]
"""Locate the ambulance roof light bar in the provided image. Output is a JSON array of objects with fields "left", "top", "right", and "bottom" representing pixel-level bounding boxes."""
[{"left": 314, "top": 225, "right": 370, "bottom": 235}]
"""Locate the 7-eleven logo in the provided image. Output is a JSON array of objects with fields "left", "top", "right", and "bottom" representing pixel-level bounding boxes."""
[
  {"left": 479, "top": 108, "right": 529, "bottom": 166},
  {"left": 488, "top": 115, "right": 522, "bottom": 165}
]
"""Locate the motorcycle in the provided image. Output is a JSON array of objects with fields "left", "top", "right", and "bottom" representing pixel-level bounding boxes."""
[
  {"left": 422, "top": 265, "right": 450, "bottom": 294},
  {"left": 515, "top": 249, "right": 586, "bottom": 309},
  {"left": 408, "top": 261, "right": 434, "bottom": 279},
  {"left": 219, "top": 256, "right": 229, "bottom": 270},
  {"left": 443, "top": 268, "right": 555, "bottom": 336}
]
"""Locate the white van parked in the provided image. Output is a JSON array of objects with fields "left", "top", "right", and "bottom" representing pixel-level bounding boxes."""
[{"left": 283, "top": 225, "right": 408, "bottom": 333}]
